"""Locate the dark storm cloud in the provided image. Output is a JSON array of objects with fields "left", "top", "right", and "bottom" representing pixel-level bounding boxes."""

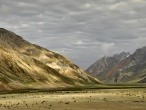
[{"left": 0, "top": 0, "right": 146, "bottom": 68}]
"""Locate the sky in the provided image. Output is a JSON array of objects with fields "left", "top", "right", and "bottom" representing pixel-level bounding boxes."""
[{"left": 0, "top": 0, "right": 146, "bottom": 69}]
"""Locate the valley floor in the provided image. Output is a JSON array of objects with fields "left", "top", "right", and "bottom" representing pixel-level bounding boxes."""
[{"left": 0, "top": 88, "right": 146, "bottom": 110}]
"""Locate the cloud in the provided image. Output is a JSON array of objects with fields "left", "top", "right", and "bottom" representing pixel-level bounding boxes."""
[
  {"left": 133, "top": 0, "right": 145, "bottom": 3},
  {"left": 0, "top": 0, "right": 146, "bottom": 68},
  {"left": 0, "top": 4, "right": 10, "bottom": 13},
  {"left": 101, "top": 43, "right": 116, "bottom": 56},
  {"left": 110, "top": 2, "right": 127, "bottom": 10}
]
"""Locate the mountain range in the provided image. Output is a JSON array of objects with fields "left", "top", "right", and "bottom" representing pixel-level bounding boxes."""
[
  {"left": 0, "top": 28, "right": 99, "bottom": 91},
  {"left": 87, "top": 47, "right": 146, "bottom": 83}
]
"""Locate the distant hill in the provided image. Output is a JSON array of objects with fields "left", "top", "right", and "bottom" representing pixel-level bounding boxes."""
[
  {"left": 0, "top": 28, "right": 99, "bottom": 91},
  {"left": 87, "top": 48, "right": 146, "bottom": 84}
]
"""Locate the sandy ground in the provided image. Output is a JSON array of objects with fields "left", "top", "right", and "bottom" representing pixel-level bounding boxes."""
[{"left": 0, "top": 88, "right": 146, "bottom": 110}]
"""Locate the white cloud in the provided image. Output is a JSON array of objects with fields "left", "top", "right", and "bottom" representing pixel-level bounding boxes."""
[
  {"left": 132, "top": 37, "right": 146, "bottom": 48},
  {"left": 109, "top": 2, "right": 127, "bottom": 10},
  {"left": 76, "top": 40, "right": 84, "bottom": 45},
  {"left": 101, "top": 43, "right": 116, "bottom": 56},
  {"left": 82, "top": 3, "right": 91, "bottom": 8},
  {"left": 133, "top": 0, "right": 144, "bottom": 3},
  {"left": 21, "top": 24, "right": 29, "bottom": 28}
]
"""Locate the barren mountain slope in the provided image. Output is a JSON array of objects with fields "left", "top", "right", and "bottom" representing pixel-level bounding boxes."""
[
  {"left": 87, "top": 48, "right": 146, "bottom": 83},
  {"left": 0, "top": 28, "right": 99, "bottom": 91}
]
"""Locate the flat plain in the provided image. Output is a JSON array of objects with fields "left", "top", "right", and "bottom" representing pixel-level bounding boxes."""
[{"left": 0, "top": 88, "right": 146, "bottom": 110}]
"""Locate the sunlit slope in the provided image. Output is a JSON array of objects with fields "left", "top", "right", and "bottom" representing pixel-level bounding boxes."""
[{"left": 0, "top": 28, "right": 99, "bottom": 91}]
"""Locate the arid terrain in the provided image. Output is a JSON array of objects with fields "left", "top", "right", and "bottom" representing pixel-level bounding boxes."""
[{"left": 0, "top": 88, "right": 146, "bottom": 110}]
